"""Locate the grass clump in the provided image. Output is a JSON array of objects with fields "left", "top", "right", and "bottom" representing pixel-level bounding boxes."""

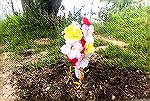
[{"left": 95, "top": 6, "right": 149, "bottom": 71}]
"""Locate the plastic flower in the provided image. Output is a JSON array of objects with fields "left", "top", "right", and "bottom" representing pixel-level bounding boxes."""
[
  {"left": 82, "top": 17, "right": 91, "bottom": 26},
  {"left": 61, "top": 41, "right": 83, "bottom": 63},
  {"left": 84, "top": 43, "right": 95, "bottom": 55},
  {"left": 74, "top": 59, "right": 89, "bottom": 78},
  {"left": 60, "top": 44, "right": 71, "bottom": 55},
  {"left": 64, "top": 25, "right": 83, "bottom": 41},
  {"left": 74, "top": 54, "right": 91, "bottom": 78},
  {"left": 80, "top": 37, "right": 86, "bottom": 47},
  {"left": 82, "top": 24, "right": 94, "bottom": 43},
  {"left": 60, "top": 17, "right": 95, "bottom": 79},
  {"left": 67, "top": 56, "right": 78, "bottom": 66}
]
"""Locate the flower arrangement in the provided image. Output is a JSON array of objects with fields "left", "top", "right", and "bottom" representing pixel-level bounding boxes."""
[{"left": 61, "top": 17, "right": 95, "bottom": 79}]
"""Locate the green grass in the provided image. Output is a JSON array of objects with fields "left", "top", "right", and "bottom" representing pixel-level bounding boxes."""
[
  {"left": 94, "top": 38, "right": 108, "bottom": 47},
  {"left": 0, "top": 13, "right": 66, "bottom": 51},
  {"left": 0, "top": 13, "right": 66, "bottom": 67},
  {"left": 0, "top": 6, "right": 149, "bottom": 71},
  {"left": 94, "top": 6, "right": 149, "bottom": 71},
  {"left": 97, "top": 44, "right": 147, "bottom": 70}
]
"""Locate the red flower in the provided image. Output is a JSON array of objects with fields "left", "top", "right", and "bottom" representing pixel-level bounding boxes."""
[
  {"left": 67, "top": 56, "right": 72, "bottom": 62},
  {"left": 67, "top": 56, "right": 78, "bottom": 66},
  {"left": 81, "top": 37, "right": 86, "bottom": 47},
  {"left": 80, "top": 37, "right": 86, "bottom": 54},
  {"left": 82, "top": 17, "right": 91, "bottom": 26},
  {"left": 71, "top": 58, "right": 78, "bottom": 66}
]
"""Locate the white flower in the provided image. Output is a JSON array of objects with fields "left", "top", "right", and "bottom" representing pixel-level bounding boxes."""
[
  {"left": 60, "top": 44, "right": 71, "bottom": 54},
  {"left": 78, "top": 58, "right": 90, "bottom": 68},
  {"left": 73, "top": 53, "right": 93, "bottom": 79},
  {"left": 86, "top": 34, "right": 94, "bottom": 43},
  {"left": 72, "top": 21, "right": 81, "bottom": 29},
  {"left": 77, "top": 56, "right": 90, "bottom": 68},
  {"left": 74, "top": 57, "right": 90, "bottom": 79},
  {"left": 73, "top": 52, "right": 93, "bottom": 69},
  {"left": 81, "top": 24, "right": 88, "bottom": 37},
  {"left": 73, "top": 42, "right": 83, "bottom": 52}
]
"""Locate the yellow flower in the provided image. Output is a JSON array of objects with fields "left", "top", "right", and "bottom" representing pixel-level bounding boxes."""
[
  {"left": 84, "top": 43, "right": 95, "bottom": 54},
  {"left": 64, "top": 25, "right": 83, "bottom": 41}
]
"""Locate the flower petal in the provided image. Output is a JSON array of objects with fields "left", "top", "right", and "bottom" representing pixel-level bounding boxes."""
[
  {"left": 64, "top": 25, "right": 83, "bottom": 41},
  {"left": 75, "top": 67, "right": 81, "bottom": 79},
  {"left": 85, "top": 34, "right": 94, "bottom": 43},
  {"left": 67, "top": 50, "right": 77, "bottom": 59},
  {"left": 73, "top": 42, "right": 83, "bottom": 52},
  {"left": 84, "top": 43, "right": 95, "bottom": 54},
  {"left": 82, "top": 24, "right": 88, "bottom": 36},
  {"left": 82, "top": 17, "right": 91, "bottom": 26},
  {"left": 61, "top": 44, "right": 71, "bottom": 54},
  {"left": 80, "top": 37, "right": 86, "bottom": 47},
  {"left": 71, "top": 58, "right": 78, "bottom": 66},
  {"left": 67, "top": 50, "right": 82, "bottom": 60},
  {"left": 78, "top": 58, "right": 89, "bottom": 68}
]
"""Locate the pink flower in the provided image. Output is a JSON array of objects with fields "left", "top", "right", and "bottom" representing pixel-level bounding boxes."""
[
  {"left": 74, "top": 54, "right": 91, "bottom": 79},
  {"left": 60, "top": 44, "right": 71, "bottom": 55},
  {"left": 67, "top": 50, "right": 81, "bottom": 60},
  {"left": 81, "top": 24, "right": 94, "bottom": 43},
  {"left": 61, "top": 41, "right": 83, "bottom": 65}
]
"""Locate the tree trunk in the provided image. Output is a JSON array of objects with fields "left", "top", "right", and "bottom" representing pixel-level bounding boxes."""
[
  {"left": 46, "top": 0, "right": 62, "bottom": 15},
  {"left": 21, "top": 0, "right": 34, "bottom": 12},
  {"left": 10, "top": 0, "right": 15, "bottom": 13},
  {"left": 21, "top": 0, "right": 62, "bottom": 15}
]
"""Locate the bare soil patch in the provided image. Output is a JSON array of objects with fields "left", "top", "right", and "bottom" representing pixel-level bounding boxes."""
[
  {"left": 1, "top": 50, "right": 49, "bottom": 101},
  {"left": 95, "top": 45, "right": 108, "bottom": 51},
  {"left": 10, "top": 60, "right": 150, "bottom": 101},
  {"left": 33, "top": 38, "right": 49, "bottom": 45},
  {"left": 1, "top": 52, "right": 16, "bottom": 101}
]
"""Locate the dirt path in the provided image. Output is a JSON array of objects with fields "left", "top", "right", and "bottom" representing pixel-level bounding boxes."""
[
  {"left": 33, "top": 38, "right": 49, "bottom": 45},
  {"left": 0, "top": 49, "right": 49, "bottom": 101},
  {"left": 0, "top": 52, "right": 15, "bottom": 101},
  {"left": 0, "top": 53, "right": 3, "bottom": 100},
  {"left": 94, "top": 34, "right": 128, "bottom": 50}
]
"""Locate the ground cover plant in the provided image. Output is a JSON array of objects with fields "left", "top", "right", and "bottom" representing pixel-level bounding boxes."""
[
  {"left": 1, "top": 5, "right": 150, "bottom": 101},
  {"left": 94, "top": 6, "right": 149, "bottom": 72}
]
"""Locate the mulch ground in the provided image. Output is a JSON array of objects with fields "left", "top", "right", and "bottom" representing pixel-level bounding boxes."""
[{"left": 10, "top": 59, "right": 150, "bottom": 101}]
